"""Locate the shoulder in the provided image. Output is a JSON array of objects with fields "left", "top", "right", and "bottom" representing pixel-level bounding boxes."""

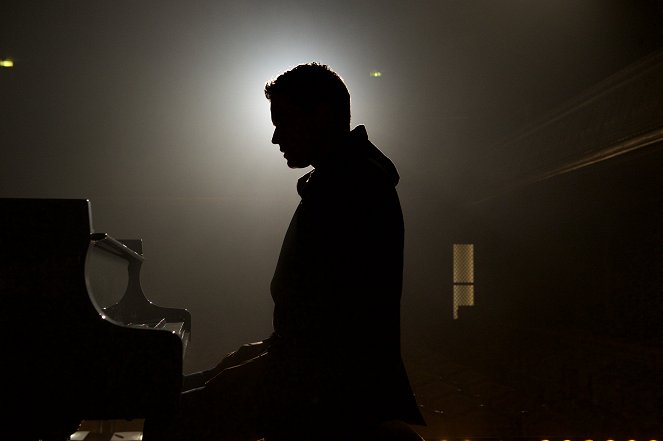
[
  {"left": 300, "top": 126, "right": 401, "bottom": 204},
  {"left": 309, "top": 158, "right": 397, "bottom": 204}
]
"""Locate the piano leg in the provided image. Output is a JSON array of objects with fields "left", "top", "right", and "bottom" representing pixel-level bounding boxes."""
[
  {"left": 16, "top": 416, "right": 80, "bottom": 441},
  {"left": 73, "top": 419, "right": 145, "bottom": 439}
]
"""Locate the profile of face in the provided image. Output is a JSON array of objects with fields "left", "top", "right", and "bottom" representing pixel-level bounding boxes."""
[{"left": 270, "top": 96, "right": 326, "bottom": 169}]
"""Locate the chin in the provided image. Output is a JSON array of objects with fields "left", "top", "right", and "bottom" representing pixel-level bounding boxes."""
[{"left": 286, "top": 158, "right": 311, "bottom": 169}]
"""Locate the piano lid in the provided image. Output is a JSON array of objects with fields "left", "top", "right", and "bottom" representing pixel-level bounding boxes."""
[
  {"left": 1, "top": 198, "right": 187, "bottom": 440},
  {"left": 86, "top": 233, "right": 191, "bottom": 354}
]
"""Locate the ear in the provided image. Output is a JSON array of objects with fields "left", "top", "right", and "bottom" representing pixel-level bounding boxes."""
[
  {"left": 311, "top": 101, "right": 335, "bottom": 131},
  {"left": 312, "top": 101, "right": 332, "bottom": 121}
]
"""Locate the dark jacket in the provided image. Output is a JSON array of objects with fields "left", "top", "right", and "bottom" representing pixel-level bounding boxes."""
[{"left": 270, "top": 125, "right": 424, "bottom": 426}]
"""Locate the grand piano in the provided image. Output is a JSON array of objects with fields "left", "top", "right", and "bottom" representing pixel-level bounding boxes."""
[{"left": 0, "top": 198, "right": 191, "bottom": 441}]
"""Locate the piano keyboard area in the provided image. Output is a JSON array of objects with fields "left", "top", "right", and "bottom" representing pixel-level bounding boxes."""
[{"left": 126, "top": 320, "right": 190, "bottom": 357}]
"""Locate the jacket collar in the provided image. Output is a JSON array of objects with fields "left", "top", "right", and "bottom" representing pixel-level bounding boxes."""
[{"left": 296, "top": 125, "right": 399, "bottom": 197}]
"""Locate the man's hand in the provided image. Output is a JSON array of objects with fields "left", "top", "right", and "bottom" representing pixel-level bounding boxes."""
[{"left": 203, "top": 336, "right": 273, "bottom": 384}]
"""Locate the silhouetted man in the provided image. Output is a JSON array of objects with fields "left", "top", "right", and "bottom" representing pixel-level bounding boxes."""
[{"left": 145, "top": 62, "right": 424, "bottom": 441}]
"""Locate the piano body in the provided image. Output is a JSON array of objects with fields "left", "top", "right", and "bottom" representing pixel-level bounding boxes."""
[{"left": 0, "top": 198, "right": 190, "bottom": 440}]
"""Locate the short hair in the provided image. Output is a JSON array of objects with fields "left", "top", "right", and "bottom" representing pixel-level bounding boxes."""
[{"left": 265, "top": 62, "right": 350, "bottom": 130}]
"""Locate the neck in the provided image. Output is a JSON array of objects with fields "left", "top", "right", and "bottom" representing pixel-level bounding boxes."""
[{"left": 311, "top": 129, "right": 350, "bottom": 169}]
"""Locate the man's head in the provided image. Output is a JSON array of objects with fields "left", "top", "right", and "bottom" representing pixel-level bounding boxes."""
[{"left": 265, "top": 62, "right": 351, "bottom": 168}]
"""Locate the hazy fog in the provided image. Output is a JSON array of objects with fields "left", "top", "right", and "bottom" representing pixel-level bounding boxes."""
[{"left": 2, "top": 0, "right": 661, "bottom": 372}]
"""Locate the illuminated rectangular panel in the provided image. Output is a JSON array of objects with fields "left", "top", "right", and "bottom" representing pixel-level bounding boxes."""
[
  {"left": 453, "top": 244, "right": 474, "bottom": 283},
  {"left": 453, "top": 285, "right": 474, "bottom": 319},
  {"left": 453, "top": 244, "right": 475, "bottom": 319}
]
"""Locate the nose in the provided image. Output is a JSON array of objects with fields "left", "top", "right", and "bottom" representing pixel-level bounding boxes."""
[{"left": 271, "top": 127, "right": 279, "bottom": 145}]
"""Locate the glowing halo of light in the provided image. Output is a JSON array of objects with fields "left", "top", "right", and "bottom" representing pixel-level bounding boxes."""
[{"left": 202, "top": 36, "right": 353, "bottom": 185}]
